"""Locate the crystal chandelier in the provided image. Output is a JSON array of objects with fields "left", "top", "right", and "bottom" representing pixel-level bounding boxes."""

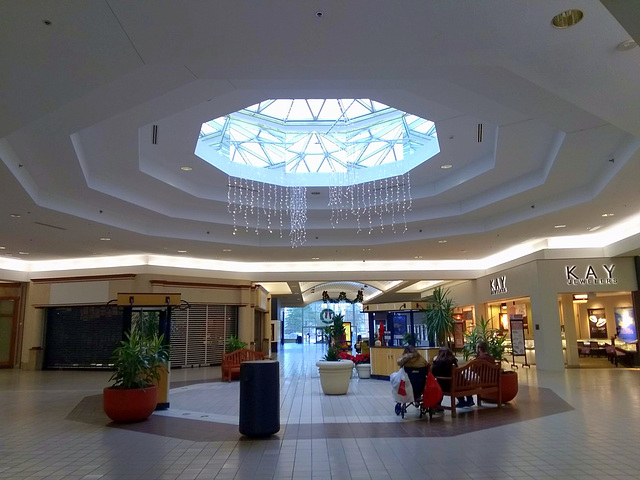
[
  {"left": 200, "top": 99, "right": 439, "bottom": 247},
  {"left": 227, "top": 173, "right": 413, "bottom": 248}
]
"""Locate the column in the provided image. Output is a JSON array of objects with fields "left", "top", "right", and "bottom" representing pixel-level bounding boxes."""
[{"left": 529, "top": 281, "right": 565, "bottom": 371}]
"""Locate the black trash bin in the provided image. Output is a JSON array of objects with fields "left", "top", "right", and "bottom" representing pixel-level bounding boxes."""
[
  {"left": 296, "top": 335, "right": 302, "bottom": 344},
  {"left": 239, "top": 360, "right": 280, "bottom": 437}
]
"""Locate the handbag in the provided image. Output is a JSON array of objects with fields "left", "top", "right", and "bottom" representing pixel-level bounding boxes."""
[
  {"left": 422, "top": 370, "right": 443, "bottom": 408},
  {"left": 390, "top": 368, "right": 414, "bottom": 403}
]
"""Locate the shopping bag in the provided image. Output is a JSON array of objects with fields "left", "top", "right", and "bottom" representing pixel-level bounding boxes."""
[
  {"left": 422, "top": 370, "right": 443, "bottom": 408},
  {"left": 390, "top": 368, "right": 414, "bottom": 403}
]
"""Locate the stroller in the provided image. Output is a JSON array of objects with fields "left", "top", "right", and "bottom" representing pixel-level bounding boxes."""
[{"left": 394, "top": 365, "right": 431, "bottom": 419}]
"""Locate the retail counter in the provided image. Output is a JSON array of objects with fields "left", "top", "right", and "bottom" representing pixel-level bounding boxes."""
[{"left": 370, "top": 346, "right": 438, "bottom": 378}]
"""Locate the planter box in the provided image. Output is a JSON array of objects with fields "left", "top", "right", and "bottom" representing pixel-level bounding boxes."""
[
  {"left": 355, "top": 363, "right": 371, "bottom": 378},
  {"left": 103, "top": 385, "right": 158, "bottom": 423},
  {"left": 316, "top": 360, "right": 354, "bottom": 394}
]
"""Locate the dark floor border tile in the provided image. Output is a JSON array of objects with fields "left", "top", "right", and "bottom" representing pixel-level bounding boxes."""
[{"left": 67, "top": 385, "right": 573, "bottom": 442}]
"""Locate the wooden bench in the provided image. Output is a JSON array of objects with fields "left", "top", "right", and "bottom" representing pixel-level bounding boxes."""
[
  {"left": 221, "top": 348, "right": 265, "bottom": 381},
  {"left": 434, "top": 359, "right": 502, "bottom": 417}
]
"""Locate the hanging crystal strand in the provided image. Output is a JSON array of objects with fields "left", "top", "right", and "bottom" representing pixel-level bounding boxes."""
[
  {"left": 355, "top": 182, "right": 362, "bottom": 234},
  {"left": 289, "top": 186, "right": 307, "bottom": 247},
  {"left": 404, "top": 172, "right": 411, "bottom": 233},
  {"left": 279, "top": 185, "right": 284, "bottom": 239},
  {"left": 391, "top": 175, "right": 397, "bottom": 233},
  {"left": 254, "top": 181, "right": 259, "bottom": 235},
  {"left": 329, "top": 185, "right": 336, "bottom": 228},
  {"left": 267, "top": 182, "right": 273, "bottom": 234},
  {"left": 384, "top": 177, "right": 391, "bottom": 232},
  {"left": 349, "top": 183, "right": 355, "bottom": 223},
  {"left": 229, "top": 176, "right": 237, "bottom": 236},
  {"left": 377, "top": 179, "right": 384, "bottom": 232},
  {"left": 367, "top": 180, "right": 373, "bottom": 234}
]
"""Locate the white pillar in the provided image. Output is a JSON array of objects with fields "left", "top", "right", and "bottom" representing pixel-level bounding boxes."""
[{"left": 530, "top": 282, "right": 565, "bottom": 371}]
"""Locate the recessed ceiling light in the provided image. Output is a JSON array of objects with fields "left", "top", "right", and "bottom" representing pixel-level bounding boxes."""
[
  {"left": 554, "top": 224, "right": 566, "bottom": 229},
  {"left": 223, "top": 249, "right": 232, "bottom": 252},
  {"left": 18, "top": 251, "right": 29, "bottom": 255},
  {"left": 178, "top": 250, "right": 187, "bottom": 253},
  {"left": 601, "top": 213, "right": 614, "bottom": 217},
  {"left": 551, "top": 9, "right": 584, "bottom": 29},
  {"left": 180, "top": 166, "right": 193, "bottom": 171},
  {"left": 440, "top": 164, "right": 452, "bottom": 169},
  {"left": 0, "top": 246, "right": 5, "bottom": 250},
  {"left": 587, "top": 225, "right": 602, "bottom": 232},
  {"left": 616, "top": 40, "right": 637, "bottom": 52},
  {"left": 100, "top": 237, "right": 111, "bottom": 241},
  {"left": 438, "top": 240, "right": 447, "bottom": 243},
  {"left": 10, "top": 214, "right": 21, "bottom": 218},
  {"left": 312, "top": 257, "right": 320, "bottom": 260},
  {"left": 414, "top": 255, "right": 422, "bottom": 259}
]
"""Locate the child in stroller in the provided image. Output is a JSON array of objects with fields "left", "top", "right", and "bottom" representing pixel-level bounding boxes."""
[{"left": 393, "top": 346, "right": 430, "bottom": 418}]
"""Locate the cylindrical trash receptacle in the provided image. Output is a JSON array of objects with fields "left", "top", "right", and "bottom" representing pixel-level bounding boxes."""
[{"left": 239, "top": 360, "right": 280, "bottom": 437}]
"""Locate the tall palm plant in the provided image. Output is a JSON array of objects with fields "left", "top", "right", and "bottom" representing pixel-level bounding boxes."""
[{"left": 422, "top": 286, "right": 455, "bottom": 347}]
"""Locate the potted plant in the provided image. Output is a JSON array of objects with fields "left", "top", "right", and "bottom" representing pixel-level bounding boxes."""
[
  {"left": 422, "top": 286, "right": 455, "bottom": 347},
  {"left": 316, "top": 313, "right": 354, "bottom": 394},
  {"left": 353, "top": 353, "right": 371, "bottom": 378},
  {"left": 462, "top": 317, "right": 518, "bottom": 404},
  {"left": 103, "top": 330, "right": 169, "bottom": 423},
  {"left": 226, "top": 335, "right": 247, "bottom": 353}
]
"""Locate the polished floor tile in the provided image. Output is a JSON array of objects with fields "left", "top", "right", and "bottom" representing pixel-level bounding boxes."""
[{"left": 1, "top": 342, "right": 640, "bottom": 479}]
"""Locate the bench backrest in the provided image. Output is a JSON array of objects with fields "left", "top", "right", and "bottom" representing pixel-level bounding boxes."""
[
  {"left": 451, "top": 359, "right": 501, "bottom": 388},
  {"left": 223, "top": 348, "right": 265, "bottom": 364}
]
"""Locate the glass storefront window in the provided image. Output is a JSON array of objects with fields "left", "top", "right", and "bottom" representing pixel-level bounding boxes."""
[{"left": 283, "top": 302, "right": 368, "bottom": 343}]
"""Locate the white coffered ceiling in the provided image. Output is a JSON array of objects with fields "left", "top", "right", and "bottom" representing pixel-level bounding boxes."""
[{"left": 1, "top": 1, "right": 640, "bottom": 303}]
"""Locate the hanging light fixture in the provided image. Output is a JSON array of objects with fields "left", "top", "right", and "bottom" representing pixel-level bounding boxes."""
[{"left": 198, "top": 99, "right": 440, "bottom": 247}]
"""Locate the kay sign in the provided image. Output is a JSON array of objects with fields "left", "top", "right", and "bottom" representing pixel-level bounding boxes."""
[
  {"left": 565, "top": 264, "right": 617, "bottom": 286},
  {"left": 490, "top": 276, "right": 507, "bottom": 295}
]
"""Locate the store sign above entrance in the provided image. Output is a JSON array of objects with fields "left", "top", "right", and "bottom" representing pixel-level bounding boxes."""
[
  {"left": 490, "top": 276, "right": 507, "bottom": 295},
  {"left": 565, "top": 264, "right": 617, "bottom": 286}
]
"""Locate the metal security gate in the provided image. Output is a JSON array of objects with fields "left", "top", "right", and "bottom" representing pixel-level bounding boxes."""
[
  {"left": 44, "top": 306, "right": 124, "bottom": 369},
  {"left": 170, "top": 304, "right": 238, "bottom": 367}
]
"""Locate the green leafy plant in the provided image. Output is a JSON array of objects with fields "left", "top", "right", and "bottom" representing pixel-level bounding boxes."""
[
  {"left": 109, "top": 330, "right": 169, "bottom": 390},
  {"left": 323, "top": 346, "right": 340, "bottom": 361},
  {"left": 421, "top": 286, "right": 455, "bottom": 347},
  {"left": 322, "top": 314, "right": 346, "bottom": 361},
  {"left": 461, "top": 317, "right": 507, "bottom": 363},
  {"left": 225, "top": 335, "right": 247, "bottom": 353}
]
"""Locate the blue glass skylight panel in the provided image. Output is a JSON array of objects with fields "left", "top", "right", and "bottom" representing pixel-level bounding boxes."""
[{"left": 195, "top": 98, "right": 439, "bottom": 186}]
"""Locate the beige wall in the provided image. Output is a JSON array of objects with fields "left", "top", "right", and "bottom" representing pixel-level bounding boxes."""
[
  {"left": 448, "top": 257, "right": 637, "bottom": 371},
  {"left": 20, "top": 273, "right": 266, "bottom": 366}
]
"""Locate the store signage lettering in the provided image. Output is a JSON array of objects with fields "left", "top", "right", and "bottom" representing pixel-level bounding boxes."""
[
  {"left": 565, "top": 264, "right": 617, "bottom": 285},
  {"left": 490, "top": 276, "right": 507, "bottom": 295}
]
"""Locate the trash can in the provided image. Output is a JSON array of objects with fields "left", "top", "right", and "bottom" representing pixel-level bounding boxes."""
[
  {"left": 296, "top": 335, "right": 302, "bottom": 344},
  {"left": 239, "top": 360, "right": 280, "bottom": 437}
]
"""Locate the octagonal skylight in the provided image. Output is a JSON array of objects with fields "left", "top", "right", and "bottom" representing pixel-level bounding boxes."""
[{"left": 195, "top": 99, "right": 439, "bottom": 187}]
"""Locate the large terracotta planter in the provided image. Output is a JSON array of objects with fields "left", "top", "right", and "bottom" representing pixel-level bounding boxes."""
[
  {"left": 480, "top": 371, "right": 518, "bottom": 404},
  {"left": 316, "top": 360, "right": 354, "bottom": 394},
  {"left": 103, "top": 385, "right": 158, "bottom": 423},
  {"left": 355, "top": 363, "right": 371, "bottom": 379}
]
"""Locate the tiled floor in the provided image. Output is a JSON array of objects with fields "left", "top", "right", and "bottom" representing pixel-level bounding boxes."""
[{"left": 1, "top": 343, "right": 640, "bottom": 479}]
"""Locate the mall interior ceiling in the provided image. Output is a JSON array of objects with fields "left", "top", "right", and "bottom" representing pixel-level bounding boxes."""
[{"left": 1, "top": 2, "right": 640, "bottom": 307}]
